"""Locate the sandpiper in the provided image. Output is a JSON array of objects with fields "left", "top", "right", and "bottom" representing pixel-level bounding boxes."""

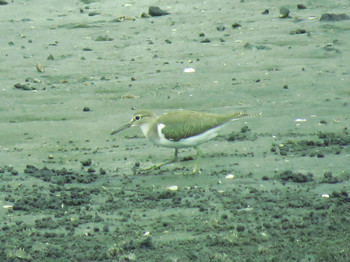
[{"left": 111, "top": 110, "right": 247, "bottom": 173}]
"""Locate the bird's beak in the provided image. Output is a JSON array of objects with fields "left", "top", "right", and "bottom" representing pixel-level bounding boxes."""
[{"left": 111, "top": 122, "right": 133, "bottom": 135}]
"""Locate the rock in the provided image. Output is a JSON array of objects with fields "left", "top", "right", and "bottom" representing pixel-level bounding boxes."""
[
  {"left": 290, "top": 29, "right": 307, "bottom": 35},
  {"left": 280, "top": 7, "right": 291, "bottom": 18},
  {"left": 200, "top": 38, "right": 211, "bottom": 43},
  {"left": 232, "top": 23, "right": 241, "bottom": 28},
  {"left": 216, "top": 24, "right": 225, "bottom": 31},
  {"left": 148, "top": 6, "right": 169, "bottom": 17},
  {"left": 47, "top": 54, "right": 54, "bottom": 60},
  {"left": 320, "top": 13, "right": 350, "bottom": 21},
  {"left": 141, "top": 12, "right": 151, "bottom": 18},
  {"left": 297, "top": 4, "right": 307, "bottom": 9},
  {"left": 14, "top": 83, "right": 32, "bottom": 91},
  {"left": 36, "top": 63, "right": 45, "bottom": 72}
]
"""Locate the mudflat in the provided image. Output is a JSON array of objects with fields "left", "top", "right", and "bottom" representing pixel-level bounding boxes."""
[{"left": 1, "top": 0, "right": 349, "bottom": 261}]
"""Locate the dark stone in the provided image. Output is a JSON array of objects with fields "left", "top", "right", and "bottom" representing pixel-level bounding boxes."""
[
  {"left": 139, "top": 237, "right": 153, "bottom": 249},
  {"left": 321, "top": 172, "right": 340, "bottom": 184},
  {"left": 148, "top": 6, "right": 169, "bottom": 17},
  {"left": 232, "top": 23, "right": 241, "bottom": 28},
  {"left": 200, "top": 38, "right": 211, "bottom": 43},
  {"left": 320, "top": 13, "right": 350, "bottom": 21},
  {"left": 297, "top": 4, "right": 307, "bottom": 9},
  {"left": 14, "top": 83, "right": 32, "bottom": 91},
  {"left": 81, "top": 159, "right": 92, "bottom": 167},
  {"left": 280, "top": 7, "right": 291, "bottom": 18},
  {"left": 280, "top": 170, "right": 313, "bottom": 183},
  {"left": 237, "top": 225, "right": 245, "bottom": 232},
  {"left": 47, "top": 54, "right": 54, "bottom": 60},
  {"left": 262, "top": 9, "right": 269, "bottom": 15},
  {"left": 216, "top": 25, "right": 225, "bottom": 31},
  {"left": 290, "top": 29, "right": 307, "bottom": 34}
]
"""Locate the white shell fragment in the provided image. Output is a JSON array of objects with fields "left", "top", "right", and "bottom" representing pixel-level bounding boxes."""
[
  {"left": 183, "top": 67, "right": 196, "bottom": 73},
  {"left": 295, "top": 118, "right": 307, "bottom": 122},
  {"left": 166, "top": 185, "right": 178, "bottom": 191},
  {"left": 322, "top": 194, "right": 330, "bottom": 198},
  {"left": 225, "top": 174, "right": 235, "bottom": 179}
]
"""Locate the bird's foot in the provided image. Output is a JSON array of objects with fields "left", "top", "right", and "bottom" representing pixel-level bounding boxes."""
[{"left": 138, "top": 159, "right": 177, "bottom": 172}]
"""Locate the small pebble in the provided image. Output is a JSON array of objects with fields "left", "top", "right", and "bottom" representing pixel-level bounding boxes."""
[
  {"left": 14, "top": 83, "right": 30, "bottom": 90},
  {"left": 297, "top": 4, "right": 307, "bottom": 9},
  {"left": 200, "top": 38, "right": 211, "bottom": 43},
  {"left": 216, "top": 24, "right": 225, "bottom": 31},
  {"left": 183, "top": 68, "right": 195, "bottom": 73},
  {"left": 148, "top": 6, "right": 169, "bottom": 17},
  {"left": 225, "top": 174, "right": 235, "bottom": 179},
  {"left": 141, "top": 12, "right": 151, "bottom": 18},
  {"left": 167, "top": 185, "right": 178, "bottom": 191},
  {"left": 232, "top": 23, "right": 241, "bottom": 28},
  {"left": 320, "top": 13, "right": 350, "bottom": 21},
  {"left": 36, "top": 64, "right": 45, "bottom": 72},
  {"left": 280, "top": 7, "right": 290, "bottom": 18}
]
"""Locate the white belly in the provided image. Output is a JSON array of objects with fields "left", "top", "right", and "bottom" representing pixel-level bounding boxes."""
[{"left": 151, "top": 123, "right": 224, "bottom": 148}]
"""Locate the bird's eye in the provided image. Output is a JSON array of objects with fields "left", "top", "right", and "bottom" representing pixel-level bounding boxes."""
[{"left": 135, "top": 115, "right": 141, "bottom": 121}]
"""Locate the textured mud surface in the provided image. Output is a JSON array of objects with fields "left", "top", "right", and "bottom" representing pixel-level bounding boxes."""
[{"left": 1, "top": 0, "right": 350, "bottom": 261}]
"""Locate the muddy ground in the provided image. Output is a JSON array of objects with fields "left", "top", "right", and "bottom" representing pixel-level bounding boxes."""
[{"left": 0, "top": 0, "right": 349, "bottom": 261}]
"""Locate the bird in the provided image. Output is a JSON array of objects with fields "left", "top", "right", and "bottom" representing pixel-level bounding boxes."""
[{"left": 111, "top": 110, "right": 247, "bottom": 173}]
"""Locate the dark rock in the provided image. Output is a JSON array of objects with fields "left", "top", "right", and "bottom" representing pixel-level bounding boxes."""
[
  {"left": 280, "top": 7, "right": 291, "bottom": 18},
  {"left": 262, "top": 9, "right": 269, "bottom": 15},
  {"left": 88, "top": 11, "right": 99, "bottom": 16},
  {"left": 47, "top": 54, "right": 54, "bottom": 60},
  {"left": 200, "top": 38, "right": 211, "bottom": 43},
  {"left": 320, "top": 13, "right": 350, "bottom": 21},
  {"left": 232, "top": 23, "right": 241, "bottom": 28},
  {"left": 237, "top": 225, "right": 245, "bottom": 232},
  {"left": 14, "top": 83, "right": 32, "bottom": 91},
  {"left": 280, "top": 170, "right": 313, "bottom": 183},
  {"left": 148, "top": 6, "right": 169, "bottom": 17},
  {"left": 81, "top": 159, "right": 92, "bottom": 166},
  {"left": 141, "top": 12, "right": 151, "bottom": 18},
  {"left": 244, "top": 42, "right": 271, "bottom": 50},
  {"left": 216, "top": 25, "right": 225, "bottom": 31},
  {"left": 139, "top": 237, "right": 153, "bottom": 249},
  {"left": 290, "top": 29, "right": 307, "bottom": 35},
  {"left": 297, "top": 4, "right": 307, "bottom": 9},
  {"left": 321, "top": 172, "right": 340, "bottom": 184},
  {"left": 0, "top": 0, "right": 8, "bottom": 5}
]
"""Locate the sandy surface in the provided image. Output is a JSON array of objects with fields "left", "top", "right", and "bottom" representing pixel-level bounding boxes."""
[{"left": 1, "top": 0, "right": 349, "bottom": 261}]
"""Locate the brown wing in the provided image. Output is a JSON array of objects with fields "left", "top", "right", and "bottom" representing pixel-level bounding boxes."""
[{"left": 159, "top": 111, "right": 246, "bottom": 141}]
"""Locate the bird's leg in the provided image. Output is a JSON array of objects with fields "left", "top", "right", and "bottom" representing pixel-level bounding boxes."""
[
  {"left": 192, "top": 146, "right": 202, "bottom": 174},
  {"left": 140, "top": 148, "right": 179, "bottom": 171}
]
